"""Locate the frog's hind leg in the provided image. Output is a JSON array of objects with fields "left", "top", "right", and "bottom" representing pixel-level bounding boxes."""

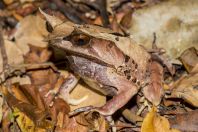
[{"left": 45, "top": 73, "right": 88, "bottom": 106}]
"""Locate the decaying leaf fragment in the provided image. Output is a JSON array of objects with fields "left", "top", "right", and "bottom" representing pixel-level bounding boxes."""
[
  {"left": 2, "top": 85, "right": 54, "bottom": 131},
  {"left": 14, "top": 15, "right": 48, "bottom": 55},
  {"left": 169, "top": 110, "right": 198, "bottom": 132},
  {"left": 75, "top": 112, "right": 107, "bottom": 132},
  {"left": 167, "top": 70, "right": 198, "bottom": 107},
  {"left": 13, "top": 108, "right": 46, "bottom": 132},
  {"left": 143, "top": 61, "right": 164, "bottom": 106},
  {"left": 179, "top": 47, "right": 198, "bottom": 73},
  {"left": 141, "top": 107, "right": 180, "bottom": 132}
]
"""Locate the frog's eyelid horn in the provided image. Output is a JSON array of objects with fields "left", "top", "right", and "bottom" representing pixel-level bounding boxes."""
[{"left": 39, "top": 8, "right": 63, "bottom": 29}]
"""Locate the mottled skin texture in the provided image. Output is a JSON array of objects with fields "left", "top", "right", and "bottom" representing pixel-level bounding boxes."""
[{"left": 42, "top": 11, "right": 151, "bottom": 116}]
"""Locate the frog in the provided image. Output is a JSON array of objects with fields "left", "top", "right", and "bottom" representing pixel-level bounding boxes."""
[{"left": 40, "top": 10, "right": 151, "bottom": 116}]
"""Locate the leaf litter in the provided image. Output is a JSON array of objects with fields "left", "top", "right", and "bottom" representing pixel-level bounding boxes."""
[{"left": 0, "top": 0, "right": 197, "bottom": 132}]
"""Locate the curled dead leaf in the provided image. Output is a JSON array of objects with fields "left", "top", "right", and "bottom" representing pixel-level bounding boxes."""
[
  {"left": 141, "top": 107, "right": 180, "bottom": 132},
  {"left": 179, "top": 47, "right": 198, "bottom": 73},
  {"left": 143, "top": 61, "right": 164, "bottom": 106},
  {"left": 14, "top": 15, "right": 48, "bottom": 55},
  {"left": 167, "top": 71, "right": 198, "bottom": 107},
  {"left": 169, "top": 110, "right": 198, "bottom": 132}
]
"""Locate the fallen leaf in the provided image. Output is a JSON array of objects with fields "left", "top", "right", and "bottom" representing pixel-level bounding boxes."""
[
  {"left": 55, "top": 116, "right": 88, "bottom": 132},
  {"left": 169, "top": 110, "right": 198, "bottom": 132},
  {"left": 2, "top": 85, "right": 54, "bottom": 131},
  {"left": 122, "top": 109, "right": 143, "bottom": 124},
  {"left": 13, "top": 107, "right": 46, "bottom": 132},
  {"left": 3, "top": 0, "right": 14, "bottom": 5},
  {"left": 24, "top": 44, "right": 52, "bottom": 64},
  {"left": 14, "top": 15, "right": 48, "bottom": 55},
  {"left": 167, "top": 70, "right": 198, "bottom": 107},
  {"left": 19, "top": 0, "right": 35, "bottom": 4},
  {"left": 69, "top": 81, "right": 106, "bottom": 111},
  {"left": 179, "top": 47, "right": 198, "bottom": 73},
  {"left": 0, "top": 38, "right": 24, "bottom": 73},
  {"left": 143, "top": 61, "right": 164, "bottom": 106},
  {"left": 75, "top": 112, "right": 108, "bottom": 131},
  {"left": 141, "top": 107, "right": 180, "bottom": 132}
]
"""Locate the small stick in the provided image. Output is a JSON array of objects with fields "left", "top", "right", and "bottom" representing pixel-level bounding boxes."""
[{"left": 0, "top": 28, "right": 8, "bottom": 73}]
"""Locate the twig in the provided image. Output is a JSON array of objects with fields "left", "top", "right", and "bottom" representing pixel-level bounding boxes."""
[{"left": 0, "top": 28, "right": 8, "bottom": 72}]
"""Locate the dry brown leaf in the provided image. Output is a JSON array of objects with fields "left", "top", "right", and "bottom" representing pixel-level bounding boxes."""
[
  {"left": 14, "top": 15, "right": 48, "bottom": 55},
  {"left": 0, "top": 38, "right": 24, "bottom": 73},
  {"left": 10, "top": 75, "right": 31, "bottom": 85},
  {"left": 143, "top": 61, "right": 164, "bottom": 106},
  {"left": 70, "top": 83, "right": 106, "bottom": 111},
  {"left": 24, "top": 44, "right": 52, "bottom": 63},
  {"left": 179, "top": 47, "right": 198, "bottom": 73},
  {"left": 3, "top": 0, "right": 14, "bottom": 5},
  {"left": 75, "top": 112, "right": 108, "bottom": 132},
  {"left": 2, "top": 85, "right": 54, "bottom": 131},
  {"left": 169, "top": 110, "right": 198, "bottom": 132},
  {"left": 19, "top": 0, "right": 35, "bottom": 3},
  {"left": 141, "top": 107, "right": 180, "bottom": 132},
  {"left": 0, "top": 37, "right": 29, "bottom": 85},
  {"left": 122, "top": 109, "right": 143, "bottom": 124},
  {"left": 167, "top": 71, "right": 198, "bottom": 107},
  {"left": 56, "top": 117, "right": 88, "bottom": 132},
  {"left": 120, "top": 10, "right": 133, "bottom": 30},
  {"left": 13, "top": 107, "right": 46, "bottom": 132}
]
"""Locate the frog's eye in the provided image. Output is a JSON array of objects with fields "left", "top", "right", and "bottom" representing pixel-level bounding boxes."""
[{"left": 70, "top": 34, "right": 90, "bottom": 46}]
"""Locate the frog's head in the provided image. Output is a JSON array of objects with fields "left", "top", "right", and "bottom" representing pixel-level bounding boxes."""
[{"left": 40, "top": 9, "right": 126, "bottom": 68}]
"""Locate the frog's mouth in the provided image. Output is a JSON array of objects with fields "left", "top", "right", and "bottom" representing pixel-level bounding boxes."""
[{"left": 48, "top": 39, "right": 115, "bottom": 69}]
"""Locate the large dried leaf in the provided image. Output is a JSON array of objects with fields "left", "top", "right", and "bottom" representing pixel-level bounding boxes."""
[
  {"left": 70, "top": 83, "right": 106, "bottom": 111},
  {"left": 14, "top": 15, "right": 48, "bottom": 55},
  {"left": 0, "top": 39, "right": 24, "bottom": 73},
  {"left": 141, "top": 107, "right": 180, "bottom": 132},
  {"left": 0, "top": 37, "right": 29, "bottom": 85},
  {"left": 169, "top": 110, "right": 198, "bottom": 132},
  {"left": 129, "top": 0, "right": 198, "bottom": 64},
  {"left": 55, "top": 116, "right": 88, "bottom": 132},
  {"left": 2, "top": 85, "right": 54, "bottom": 131},
  {"left": 75, "top": 112, "right": 107, "bottom": 131},
  {"left": 13, "top": 108, "right": 46, "bottom": 132},
  {"left": 3, "top": 0, "right": 14, "bottom": 5},
  {"left": 143, "top": 61, "right": 164, "bottom": 106},
  {"left": 179, "top": 47, "right": 198, "bottom": 73},
  {"left": 168, "top": 66, "right": 198, "bottom": 107}
]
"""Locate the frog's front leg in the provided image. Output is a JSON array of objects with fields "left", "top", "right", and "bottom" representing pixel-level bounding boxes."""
[
  {"left": 58, "top": 73, "right": 88, "bottom": 105},
  {"left": 45, "top": 73, "right": 88, "bottom": 106}
]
